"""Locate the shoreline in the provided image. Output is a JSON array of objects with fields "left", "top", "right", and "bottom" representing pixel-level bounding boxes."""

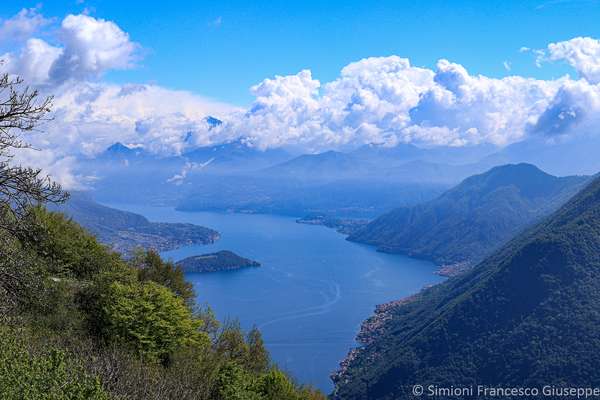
[{"left": 332, "top": 294, "right": 418, "bottom": 384}]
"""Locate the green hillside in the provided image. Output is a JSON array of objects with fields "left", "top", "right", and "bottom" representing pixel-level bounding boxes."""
[
  {"left": 334, "top": 175, "right": 600, "bottom": 399},
  {"left": 349, "top": 163, "right": 588, "bottom": 266},
  {"left": 0, "top": 207, "right": 324, "bottom": 400}
]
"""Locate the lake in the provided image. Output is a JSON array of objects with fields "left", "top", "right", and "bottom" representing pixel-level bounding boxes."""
[{"left": 109, "top": 205, "right": 444, "bottom": 393}]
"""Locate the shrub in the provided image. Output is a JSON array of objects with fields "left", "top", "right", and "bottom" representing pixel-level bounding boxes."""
[
  {"left": 100, "top": 280, "right": 209, "bottom": 361},
  {"left": 0, "top": 327, "right": 109, "bottom": 400}
]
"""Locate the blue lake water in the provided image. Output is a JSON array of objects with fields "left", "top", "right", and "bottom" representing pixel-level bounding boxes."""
[{"left": 108, "top": 205, "right": 444, "bottom": 393}]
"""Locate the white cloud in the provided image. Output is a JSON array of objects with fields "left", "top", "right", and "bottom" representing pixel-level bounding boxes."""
[
  {"left": 1, "top": 12, "right": 137, "bottom": 85},
  {"left": 49, "top": 14, "right": 137, "bottom": 83},
  {"left": 167, "top": 159, "right": 214, "bottom": 185},
  {"left": 221, "top": 56, "right": 569, "bottom": 149},
  {"left": 4, "top": 3, "right": 600, "bottom": 186},
  {"left": 528, "top": 78, "right": 600, "bottom": 136},
  {"left": 0, "top": 9, "right": 234, "bottom": 171},
  {"left": 45, "top": 82, "right": 236, "bottom": 157},
  {"left": 2, "top": 38, "right": 62, "bottom": 84},
  {"left": 12, "top": 148, "right": 82, "bottom": 190},
  {"left": 544, "top": 37, "right": 600, "bottom": 83},
  {"left": 0, "top": 7, "right": 51, "bottom": 43}
]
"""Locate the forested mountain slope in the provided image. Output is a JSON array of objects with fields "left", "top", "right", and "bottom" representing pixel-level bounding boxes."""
[
  {"left": 334, "top": 175, "right": 600, "bottom": 400},
  {"left": 349, "top": 164, "right": 589, "bottom": 265}
]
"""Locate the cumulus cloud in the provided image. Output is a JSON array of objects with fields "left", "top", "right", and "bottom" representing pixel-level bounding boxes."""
[
  {"left": 1, "top": 11, "right": 137, "bottom": 84},
  {"left": 544, "top": 37, "right": 600, "bottom": 84},
  {"left": 220, "top": 55, "right": 573, "bottom": 149},
  {"left": 0, "top": 7, "right": 51, "bottom": 43},
  {"left": 12, "top": 148, "right": 82, "bottom": 190},
  {"left": 5, "top": 5, "right": 600, "bottom": 187},
  {"left": 0, "top": 8, "right": 234, "bottom": 185},
  {"left": 46, "top": 82, "right": 236, "bottom": 157},
  {"left": 49, "top": 14, "right": 137, "bottom": 83},
  {"left": 2, "top": 38, "right": 62, "bottom": 84},
  {"left": 529, "top": 79, "right": 600, "bottom": 136}
]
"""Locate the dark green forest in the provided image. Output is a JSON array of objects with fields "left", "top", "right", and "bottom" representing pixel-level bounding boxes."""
[
  {"left": 349, "top": 163, "right": 589, "bottom": 265},
  {"left": 334, "top": 174, "right": 600, "bottom": 399}
]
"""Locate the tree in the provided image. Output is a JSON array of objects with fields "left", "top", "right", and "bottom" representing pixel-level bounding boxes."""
[
  {"left": 246, "top": 326, "right": 270, "bottom": 373},
  {"left": 100, "top": 281, "right": 209, "bottom": 362},
  {"left": 132, "top": 249, "right": 195, "bottom": 306},
  {"left": 0, "top": 72, "right": 67, "bottom": 314},
  {"left": 0, "top": 73, "right": 67, "bottom": 234},
  {"left": 216, "top": 321, "right": 249, "bottom": 364}
]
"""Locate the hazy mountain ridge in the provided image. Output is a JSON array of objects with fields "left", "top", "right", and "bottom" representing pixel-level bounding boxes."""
[
  {"left": 349, "top": 164, "right": 590, "bottom": 265},
  {"left": 333, "top": 174, "right": 600, "bottom": 399},
  {"left": 80, "top": 137, "right": 600, "bottom": 220},
  {"left": 52, "top": 192, "right": 220, "bottom": 254}
]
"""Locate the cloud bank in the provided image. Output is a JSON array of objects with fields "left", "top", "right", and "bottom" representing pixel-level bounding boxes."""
[
  {"left": 3, "top": 9, "right": 600, "bottom": 187},
  {"left": 1, "top": 9, "right": 234, "bottom": 187}
]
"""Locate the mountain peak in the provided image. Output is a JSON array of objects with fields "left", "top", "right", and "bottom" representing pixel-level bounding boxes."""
[
  {"left": 105, "top": 142, "right": 133, "bottom": 154},
  {"left": 349, "top": 164, "right": 589, "bottom": 265},
  {"left": 205, "top": 116, "right": 223, "bottom": 129},
  {"left": 457, "top": 163, "right": 565, "bottom": 199}
]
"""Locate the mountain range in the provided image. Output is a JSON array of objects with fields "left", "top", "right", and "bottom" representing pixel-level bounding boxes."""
[
  {"left": 78, "top": 134, "right": 600, "bottom": 219},
  {"left": 333, "top": 174, "right": 600, "bottom": 399},
  {"left": 349, "top": 164, "right": 589, "bottom": 266}
]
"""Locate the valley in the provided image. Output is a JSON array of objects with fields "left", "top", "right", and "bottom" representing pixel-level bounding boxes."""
[
  {"left": 5, "top": 4, "right": 600, "bottom": 399},
  {"left": 108, "top": 203, "right": 444, "bottom": 392},
  {"left": 333, "top": 175, "right": 600, "bottom": 400}
]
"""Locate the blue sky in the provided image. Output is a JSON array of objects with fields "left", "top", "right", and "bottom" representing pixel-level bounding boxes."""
[
  {"left": 4, "top": 0, "right": 600, "bottom": 106},
  {"left": 3, "top": 0, "right": 600, "bottom": 175}
]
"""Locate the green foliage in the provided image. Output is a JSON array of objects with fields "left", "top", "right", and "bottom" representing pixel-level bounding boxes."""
[
  {"left": 214, "top": 362, "right": 262, "bottom": 400},
  {"left": 0, "top": 205, "right": 324, "bottom": 399},
  {"left": 255, "top": 368, "right": 298, "bottom": 400},
  {"left": 0, "top": 233, "right": 46, "bottom": 315},
  {"left": 0, "top": 327, "right": 109, "bottom": 400},
  {"left": 214, "top": 363, "right": 319, "bottom": 400},
  {"left": 133, "top": 249, "right": 195, "bottom": 305},
  {"left": 246, "top": 327, "right": 270, "bottom": 374},
  {"left": 216, "top": 321, "right": 250, "bottom": 364},
  {"left": 100, "top": 280, "right": 209, "bottom": 361},
  {"left": 18, "top": 207, "right": 124, "bottom": 279}
]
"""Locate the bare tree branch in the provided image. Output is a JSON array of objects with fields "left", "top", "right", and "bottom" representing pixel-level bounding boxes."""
[{"left": 0, "top": 72, "right": 68, "bottom": 307}]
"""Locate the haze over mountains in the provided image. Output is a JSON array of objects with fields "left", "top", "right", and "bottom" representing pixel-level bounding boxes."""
[
  {"left": 349, "top": 164, "right": 590, "bottom": 266},
  {"left": 75, "top": 128, "right": 600, "bottom": 220},
  {"left": 333, "top": 174, "right": 600, "bottom": 400}
]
